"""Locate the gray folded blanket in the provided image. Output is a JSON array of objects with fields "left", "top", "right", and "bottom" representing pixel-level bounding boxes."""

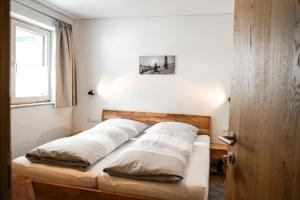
[
  {"left": 103, "top": 128, "right": 196, "bottom": 182},
  {"left": 26, "top": 126, "right": 135, "bottom": 171}
]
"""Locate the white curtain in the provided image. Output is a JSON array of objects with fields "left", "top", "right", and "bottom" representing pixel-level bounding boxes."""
[{"left": 55, "top": 21, "right": 77, "bottom": 108}]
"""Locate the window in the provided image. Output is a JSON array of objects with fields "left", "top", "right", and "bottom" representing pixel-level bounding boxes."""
[{"left": 11, "top": 19, "right": 52, "bottom": 105}]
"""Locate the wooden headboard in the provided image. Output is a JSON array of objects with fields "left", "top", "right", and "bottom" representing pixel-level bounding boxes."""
[{"left": 102, "top": 110, "right": 211, "bottom": 135}]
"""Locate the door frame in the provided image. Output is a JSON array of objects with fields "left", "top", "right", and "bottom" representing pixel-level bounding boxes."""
[{"left": 0, "top": 0, "right": 11, "bottom": 199}]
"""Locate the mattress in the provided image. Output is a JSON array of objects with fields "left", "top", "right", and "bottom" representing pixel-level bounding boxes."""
[
  {"left": 98, "top": 135, "right": 210, "bottom": 200},
  {"left": 12, "top": 135, "right": 210, "bottom": 200},
  {"left": 12, "top": 138, "right": 137, "bottom": 189}
]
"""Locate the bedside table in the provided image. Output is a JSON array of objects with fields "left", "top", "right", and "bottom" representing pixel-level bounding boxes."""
[
  {"left": 210, "top": 143, "right": 228, "bottom": 160},
  {"left": 210, "top": 143, "right": 228, "bottom": 176}
]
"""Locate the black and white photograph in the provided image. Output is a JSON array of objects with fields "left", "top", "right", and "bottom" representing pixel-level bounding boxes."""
[{"left": 139, "top": 55, "right": 175, "bottom": 75}]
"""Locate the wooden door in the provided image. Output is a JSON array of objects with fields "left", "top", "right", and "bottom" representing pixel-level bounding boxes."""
[
  {"left": 0, "top": 0, "right": 11, "bottom": 199},
  {"left": 226, "top": 0, "right": 300, "bottom": 199}
]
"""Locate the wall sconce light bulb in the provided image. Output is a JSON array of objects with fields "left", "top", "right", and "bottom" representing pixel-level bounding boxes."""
[{"left": 88, "top": 90, "right": 96, "bottom": 96}]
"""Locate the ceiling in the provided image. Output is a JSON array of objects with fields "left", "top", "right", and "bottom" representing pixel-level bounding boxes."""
[{"left": 34, "top": 0, "right": 234, "bottom": 20}]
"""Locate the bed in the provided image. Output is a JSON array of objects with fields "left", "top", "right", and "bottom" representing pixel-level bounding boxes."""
[{"left": 12, "top": 110, "right": 211, "bottom": 200}]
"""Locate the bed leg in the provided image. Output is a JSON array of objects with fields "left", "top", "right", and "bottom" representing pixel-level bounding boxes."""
[{"left": 12, "top": 173, "right": 35, "bottom": 200}]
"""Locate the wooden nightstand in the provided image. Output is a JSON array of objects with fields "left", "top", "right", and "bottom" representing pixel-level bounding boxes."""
[
  {"left": 210, "top": 143, "right": 228, "bottom": 160},
  {"left": 210, "top": 143, "right": 228, "bottom": 175}
]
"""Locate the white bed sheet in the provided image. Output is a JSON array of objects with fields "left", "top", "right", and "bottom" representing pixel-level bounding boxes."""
[
  {"left": 12, "top": 135, "right": 210, "bottom": 200},
  {"left": 98, "top": 135, "right": 210, "bottom": 200},
  {"left": 12, "top": 138, "right": 137, "bottom": 189}
]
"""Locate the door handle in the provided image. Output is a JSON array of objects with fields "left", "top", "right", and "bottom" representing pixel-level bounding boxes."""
[
  {"left": 227, "top": 152, "right": 235, "bottom": 164},
  {"left": 218, "top": 131, "right": 236, "bottom": 145}
]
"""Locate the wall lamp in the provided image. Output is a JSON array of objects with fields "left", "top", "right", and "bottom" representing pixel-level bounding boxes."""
[{"left": 88, "top": 90, "right": 96, "bottom": 96}]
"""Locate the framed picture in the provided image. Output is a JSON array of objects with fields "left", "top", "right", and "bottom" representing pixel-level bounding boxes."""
[{"left": 139, "top": 55, "right": 175, "bottom": 75}]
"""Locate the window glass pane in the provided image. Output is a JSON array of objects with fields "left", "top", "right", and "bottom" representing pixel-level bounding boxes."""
[{"left": 15, "top": 27, "right": 49, "bottom": 98}]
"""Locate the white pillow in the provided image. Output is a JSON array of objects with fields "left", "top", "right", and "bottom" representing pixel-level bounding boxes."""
[
  {"left": 95, "top": 118, "right": 149, "bottom": 137},
  {"left": 145, "top": 122, "right": 199, "bottom": 135}
]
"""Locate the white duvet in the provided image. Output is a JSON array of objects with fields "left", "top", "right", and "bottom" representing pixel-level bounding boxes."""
[{"left": 26, "top": 125, "right": 136, "bottom": 171}]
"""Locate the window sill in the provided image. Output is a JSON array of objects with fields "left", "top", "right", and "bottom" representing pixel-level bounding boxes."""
[{"left": 10, "top": 102, "right": 55, "bottom": 108}]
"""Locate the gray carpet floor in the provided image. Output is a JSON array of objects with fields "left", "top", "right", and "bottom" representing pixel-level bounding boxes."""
[{"left": 209, "top": 183, "right": 225, "bottom": 200}]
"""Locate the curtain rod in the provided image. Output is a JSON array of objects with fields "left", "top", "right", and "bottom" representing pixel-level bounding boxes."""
[{"left": 13, "top": 0, "right": 74, "bottom": 25}]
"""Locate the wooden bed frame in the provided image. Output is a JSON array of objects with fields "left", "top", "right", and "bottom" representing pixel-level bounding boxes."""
[{"left": 13, "top": 110, "right": 211, "bottom": 200}]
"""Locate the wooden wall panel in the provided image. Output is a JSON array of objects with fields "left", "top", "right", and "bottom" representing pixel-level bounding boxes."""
[
  {"left": 0, "top": 0, "right": 11, "bottom": 199},
  {"left": 102, "top": 110, "right": 211, "bottom": 135}
]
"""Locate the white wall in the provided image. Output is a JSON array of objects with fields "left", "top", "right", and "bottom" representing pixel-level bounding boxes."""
[
  {"left": 73, "top": 15, "right": 234, "bottom": 143},
  {"left": 11, "top": 106, "right": 72, "bottom": 159},
  {"left": 10, "top": 1, "right": 74, "bottom": 159}
]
